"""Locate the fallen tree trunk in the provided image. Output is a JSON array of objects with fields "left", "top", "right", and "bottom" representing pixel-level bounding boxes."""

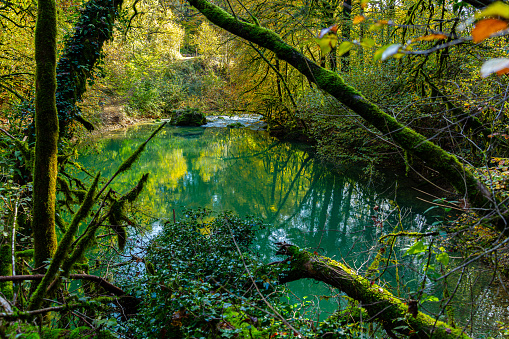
[
  {"left": 274, "top": 243, "right": 471, "bottom": 339},
  {"left": 185, "top": 0, "right": 509, "bottom": 235}
]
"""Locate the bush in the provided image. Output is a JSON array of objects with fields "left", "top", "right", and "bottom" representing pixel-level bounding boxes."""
[{"left": 116, "top": 209, "right": 284, "bottom": 338}]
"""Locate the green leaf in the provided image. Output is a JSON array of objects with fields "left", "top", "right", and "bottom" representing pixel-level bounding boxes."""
[
  {"left": 424, "top": 295, "right": 440, "bottom": 302},
  {"left": 374, "top": 44, "right": 391, "bottom": 60},
  {"left": 405, "top": 240, "right": 426, "bottom": 255},
  {"left": 337, "top": 41, "right": 354, "bottom": 56},
  {"left": 436, "top": 252, "right": 450, "bottom": 266},
  {"left": 361, "top": 37, "right": 375, "bottom": 48}
]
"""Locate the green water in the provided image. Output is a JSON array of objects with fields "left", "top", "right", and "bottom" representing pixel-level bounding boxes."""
[{"left": 77, "top": 122, "right": 509, "bottom": 336}]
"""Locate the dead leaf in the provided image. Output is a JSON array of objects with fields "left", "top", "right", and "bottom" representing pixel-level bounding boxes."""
[
  {"left": 353, "top": 15, "right": 365, "bottom": 24},
  {"left": 472, "top": 18, "right": 508, "bottom": 42},
  {"left": 415, "top": 34, "right": 448, "bottom": 41}
]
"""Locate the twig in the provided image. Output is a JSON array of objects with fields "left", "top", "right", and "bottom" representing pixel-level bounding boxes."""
[
  {"left": 0, "top": 296, "right": 11, "bottom": 312},
  {"left": 11, "top": 192, "right": 20, "bottom": 277}
]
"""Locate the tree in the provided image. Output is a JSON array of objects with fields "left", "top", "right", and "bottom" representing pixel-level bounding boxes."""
[
  {"left": 32, "top": 0, "right": 58, "bottom": 273},
  {"left": 185, "top": 0, "right": 500, "bottom": 227}
]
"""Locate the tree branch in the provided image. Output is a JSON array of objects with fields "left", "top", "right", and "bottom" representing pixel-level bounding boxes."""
[
  {"left": 0, "top": 274, "right": 126, "bottom": 296},
  {"left": 274, "top": 243, "right": 472, "bottom": 339}
]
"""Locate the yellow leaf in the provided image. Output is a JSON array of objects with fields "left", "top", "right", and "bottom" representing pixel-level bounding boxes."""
[
  {"left": 353, "top": 15, "right": 366, "bottom": 24},
  {"left": 315, "top": 24, "right": 339, "bottom": 54},
  {"left": 314, "top": 36, "right": 337, "bottom": 54},
  {"left": 415, "top": 34, "right": 448, "bottom": 41},
  {"left": 472, "top": 18, "right": 508, "bottom": 42},
  {"left": 361, "top": 0, "right": 370, "bottom": 9},
  {"left": 337, "top": 41, "right": 354, "bottom": 56},
  {"left": 368, "top": 20, "right": 390, "bottom": 32},
  {"left": 360, "top": 37, "right": 375, "bottom": 48},
  {"left": 476, "top": 1, "right": 509, "bottom": 19},
  {"left": 198, "top": 226, "right": 211, "bottom": 235}
]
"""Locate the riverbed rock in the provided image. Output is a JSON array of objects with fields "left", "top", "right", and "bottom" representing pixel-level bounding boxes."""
[{"left": 169, "top": 107, "right": 206, "bottom": 126}]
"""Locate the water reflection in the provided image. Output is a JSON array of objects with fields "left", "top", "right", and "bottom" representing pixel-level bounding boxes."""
[{"left": 77, "top": 123, "right": 509, "bottom": 335}]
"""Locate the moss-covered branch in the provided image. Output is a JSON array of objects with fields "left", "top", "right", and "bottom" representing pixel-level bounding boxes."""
[
  {"left": 185, "top": 0, "right": 502, "bottom": 228},
  {"left": 29, "top": 174, "right": 100, "bottom": 310},
  {"left": 1, "top": 275, "right": 125, "bottom": 296},
  {"left": 275, "top": 243, "right": 471, "bottom": 339},
  {"left": 0, "top": 296, "right": 114, "bottom": 321}
]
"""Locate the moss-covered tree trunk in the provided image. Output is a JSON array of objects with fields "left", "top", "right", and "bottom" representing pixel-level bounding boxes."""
[
  {"left": 185, "top": 0, "right": 505, "bottom": 233},
  {"left": 276, "top": 244, "right": 471, "bottom": 339},
  {"left": 32, "top": 0, "right": 58, "bottom": 272}
]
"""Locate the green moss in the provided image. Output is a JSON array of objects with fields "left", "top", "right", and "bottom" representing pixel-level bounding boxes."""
[
  {"left": 169, "top": 107, "right": 206, "bottom": 126},
  {"left": 0, "top": 244, "right": 13, "bottom": 298},
  {"left": 33, "top": 0, "right": 59, "bottom": 278},
  {"left": 16, "top": 249, "right": 34, "bottom": 258}
]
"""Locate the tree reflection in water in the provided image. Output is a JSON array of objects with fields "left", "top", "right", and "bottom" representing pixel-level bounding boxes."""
[{"left": 77, "top": 123, "right": 508, "bottom": 334}]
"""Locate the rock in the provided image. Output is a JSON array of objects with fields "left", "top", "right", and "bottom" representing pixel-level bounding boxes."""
[
  {"left": 169, "top": 107, "right": 206, "bottom": 126},
  {"left": 227, "top": 122, "right": 244, "bottom": 128}
]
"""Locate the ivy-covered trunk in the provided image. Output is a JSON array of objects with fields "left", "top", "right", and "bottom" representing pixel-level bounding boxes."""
[
  {"left": 56, "top": 0, "right": 124, "bottom": 137},
  {"left": 32, "top": 0, "right": 58, "bottom": 273},
  {"left": 185, "top": 0, "right": 504, "bottom": 232}
]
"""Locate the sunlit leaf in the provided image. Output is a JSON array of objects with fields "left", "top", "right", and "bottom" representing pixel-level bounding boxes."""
[
  {"left": 337, "top": 41, "right": 354, "bottom": 56},
  {"left": 361, "top": 0, "right": 370, "bottom": 9},
  {"left": 360, "top": 37, "right": 375, "bottom": 48},
  {"left": 353, "top": 15, "right": 365, "bottom": 24},
  {"left": 415, "top": 34, "right": 448, "bottom": 41},
  {"left": 380, "top": 43, "right": 401, "bottom": 60},
  {"left": 315, "top": 24, "right": 339, "bottom": 54},
  {"left": 472, "top": 18, "right": 508, "bottom": 42},
  {"left": 480, "top": 58, "right": 509, "bottom": 77},
  {"left": 374, "top": 44, "right": 390, "bottom": 60},
  {"left": 475, "top": 1, "right": 509, "bottom": 19},
  {"left": 405, "top": 240, "right": 426, "bottom": 255},
  {"left": 368, "top": 20, "right": 389, "bottom": 33},
  {"left": 436, "top": 252, "right": 450, "bottom": 266}
]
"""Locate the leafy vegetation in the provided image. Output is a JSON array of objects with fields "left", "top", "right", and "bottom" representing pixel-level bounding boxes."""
[{"left": 2, "top": 0, "right": 509, "bottom": 336}]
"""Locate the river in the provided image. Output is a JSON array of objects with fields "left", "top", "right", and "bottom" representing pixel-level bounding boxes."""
[{"left": 76, "top": 121, "right": 509, "bottom": 337}]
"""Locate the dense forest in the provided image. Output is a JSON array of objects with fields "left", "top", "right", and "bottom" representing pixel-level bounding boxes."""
[{"left": 1, "top": 0, "right": 509, "bottom": 337}]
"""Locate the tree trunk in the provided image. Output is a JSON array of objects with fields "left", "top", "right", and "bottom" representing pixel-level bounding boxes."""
[
  {"left": 185, "top": 0, "right": 503, "bottom": 232},
  {"left": 341, "top": 0, "right": 351, "bottom": 72},
  {"left": 56, "top": 0, "right": 124, "bottom": 137},
  {"left": 32, "top": 0, "right": 58, "bottom": 272},
  {"left": 275, "top": 243, "right": 472, "bottom": 339}
]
